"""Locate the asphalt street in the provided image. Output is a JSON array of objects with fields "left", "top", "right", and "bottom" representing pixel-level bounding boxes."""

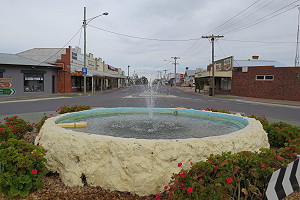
[{"left": 0, "top": 85, "right": 299, "bottom": 125}]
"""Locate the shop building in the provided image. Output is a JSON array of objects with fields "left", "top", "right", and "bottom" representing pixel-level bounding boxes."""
[
  {"left": 0, "top": 53, "right": 61, "bottom": 97},
  {"left": 18, "top": 46, "right": 126, "bottom": 94}
]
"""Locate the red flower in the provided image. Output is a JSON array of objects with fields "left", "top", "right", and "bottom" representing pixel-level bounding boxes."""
[
  {"left": 31, "top": 169, "right": 38, "bottom": 175},
  {"left": 33, "top": 152, "right": 37, "bottom": 154},
  {"left": 226, "top": 177, "right": 233, "bottom": 183},
  {"left": 14, "top": 116, "right": 18, "bottom": 118},
  {"left": 277, "top": 155, "right": 284, "bottom": 160},
  {"left": 182, "top": 187, "right": 186, "bottom": 190},
  {"left": 1, "top": 131, "right": 5, "bottom": 134},
  {"left": 177, "top": 162, "right": 183, "bottom": 167},
  {"left": 260, "top": 164, "right": 265, "bottom": 168},
  {"left": 9, "top": 125, "right": 13, "bottom": 127},
  {"left": 50, "top": 114, "right": 53, "bottom": 116},
  {"left": 17, "top": 132, "right": 21, "bottom": 135},
  {"left": 0, "top": 128, "right": 3, "bottom": 131},
  {"left": 212, "top": 165, "right": 217, "bottom": 169},
  {"left": 155, "top": 193, "right": 161, "bottom": 200},
  {"left": 187, "top": 187, "right": 193, "bottom": 194},
  {"left": 180, "top": 173, "right": 186, "bottom": 178},
  {"left": 190, "top": 162, "right": 193, "bottom": 165},
  {"left": 287, "top": 139, "right": 291, "bottom": 142},
  {"left": 5, "top": 122, "right": 9, "bottom": 124},
  {"left": 164, "top": 186, "right": 168, "bottom": 190}
]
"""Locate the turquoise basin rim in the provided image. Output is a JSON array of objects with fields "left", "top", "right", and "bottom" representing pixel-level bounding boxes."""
[{"left": 55, "top": 107, "right": 249, "bottom": 128}]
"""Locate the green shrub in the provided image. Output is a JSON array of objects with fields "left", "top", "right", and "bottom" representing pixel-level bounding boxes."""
[
  {"left": 162, "top": 145, "right": 299, "bottom": 200},
  {"left": 0, "top": 116, "right": 33, "bottom": 142},
  {"left": 34, "top": 115, "right": 49, "bottom": 133},
  {"left": 266, "top": 122, "right": 300, "bottom": 148},
  {"left": 203, "top": 108, "right": 231, "bottom": 114},
  {"left": 56, "top": 105, "right": 91, "bottom": 114},
  {"left": 0, "top": 139, "right": 47, "bottom": 198}
]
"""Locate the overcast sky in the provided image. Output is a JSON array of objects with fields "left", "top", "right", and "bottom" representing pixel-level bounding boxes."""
[{"left": 1, "top": 0, "right": 299, "bottom": 79}]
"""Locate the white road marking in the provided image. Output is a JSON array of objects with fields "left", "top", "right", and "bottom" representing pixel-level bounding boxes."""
[
  {"left": 0, "top": 97, "right": 71, "bottom": 104},
  {"left": 236, "top": 100, "right": 300, "bottom": 109}
]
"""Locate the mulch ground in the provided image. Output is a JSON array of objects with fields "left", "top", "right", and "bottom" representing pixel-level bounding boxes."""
[
  {"left": 1, "top": 131, "right": 299, "bottom": 200},
  {"left": 0, "top": 173, "right": 157, "bottom": 200}
]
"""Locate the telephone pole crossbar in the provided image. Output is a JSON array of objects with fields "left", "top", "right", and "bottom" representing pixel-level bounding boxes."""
[
  {"left": 171, "top": 57, "right": 180, "bottom": 86},
  {"left": 202, "top": 34, "right": 224, "bottom": 96}
]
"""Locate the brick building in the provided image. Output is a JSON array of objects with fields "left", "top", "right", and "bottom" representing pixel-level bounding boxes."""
[
  {"left": 18, "top": 46, "right": 126, "bottom": 94},
  {"left": 231, "top": 65, "right": 300, "bottom": 101}
]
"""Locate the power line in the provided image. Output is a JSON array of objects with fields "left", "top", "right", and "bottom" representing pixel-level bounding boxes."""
[
  {"left": 37, "top": 26, "right": 83, "bottom": 66},
  {"left": 88, "top": 24, "right": 199, "bottom": 42},
  {"left": 189, "top": 42, "right": 211, "bottom": 57},
  {"left": 204, "top": 0, "right": 262, "bottom": 35},
  {"left": 224, "top": 1, "right": 299, "bottom": 34},
  {"left": 220, "top": 38, "right": 296, "bottom": 44},
  {"left": 218, "top": 0, "right": 277, "bottom": 34},
  {"left": 216, "top": 40, "right": 227, "bottom": 58}
]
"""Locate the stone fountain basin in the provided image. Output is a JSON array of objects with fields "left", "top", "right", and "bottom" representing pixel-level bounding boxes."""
[{"left": 35, "top": 108, "right": 270, "bottom": 196}]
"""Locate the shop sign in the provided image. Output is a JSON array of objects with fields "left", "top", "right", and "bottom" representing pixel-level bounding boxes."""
[
  {"left": 0, "top": 88, "right": 16, "bottom": 95},
  {"left": 70, "top": 71, "right": 83, "bottom": 76},
  {"left": 0, "top": 82, "right": 12, "bottom": 87},
  {"left": 0, "top": 78, "right": 12, "bottom": 83}
]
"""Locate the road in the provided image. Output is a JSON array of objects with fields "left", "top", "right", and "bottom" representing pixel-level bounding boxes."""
[{"left": 0, "top": 85, "right": 299, "bottom": 125}]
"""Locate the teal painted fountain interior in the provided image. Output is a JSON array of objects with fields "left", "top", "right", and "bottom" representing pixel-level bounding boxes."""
[{"left": 55, "top": 108, "right": 248, "bottom": 139}]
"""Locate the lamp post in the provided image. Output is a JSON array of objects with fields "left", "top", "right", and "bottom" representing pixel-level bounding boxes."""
[{"left": 83, "top": 7, "right": 108, "bottom": 94}]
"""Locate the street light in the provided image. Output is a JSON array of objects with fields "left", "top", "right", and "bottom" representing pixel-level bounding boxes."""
[{"left": 83, "top": 7, "right": 108, "bottom": 94}]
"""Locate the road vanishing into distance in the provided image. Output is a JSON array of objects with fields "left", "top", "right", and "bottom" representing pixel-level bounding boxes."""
[{"left": 0, "top": 85, "right": 299, "bottom": 125}]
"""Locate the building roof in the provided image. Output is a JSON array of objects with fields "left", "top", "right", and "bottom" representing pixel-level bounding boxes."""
[
  {"left": 0, "top": 53, "right": 59, "bottom": 68},
  {"left": 17, "top": 48, "right": 66, "bottom": 64},
  {"left": 233, "top": 59, "right": 286, "bottom": 67}
]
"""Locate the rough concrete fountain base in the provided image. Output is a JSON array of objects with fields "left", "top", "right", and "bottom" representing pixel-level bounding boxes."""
[{"left": 35, "top": 108, "right": 270, "bottom": 196}]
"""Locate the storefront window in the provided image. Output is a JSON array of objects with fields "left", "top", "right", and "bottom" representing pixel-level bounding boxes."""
[
  {"left": 24, "top": 73, "right": 44, "bottom": 92},
  {"left": 0, "top": 72, "right": 3, "bottom": 78},
  {"left": 71, "top": 76, "right": 83, "bottom": 88}
]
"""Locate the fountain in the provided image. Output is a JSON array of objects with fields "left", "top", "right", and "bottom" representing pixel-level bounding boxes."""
[{"left": 35, "top": 84, "right": 269, "bottom": 196}]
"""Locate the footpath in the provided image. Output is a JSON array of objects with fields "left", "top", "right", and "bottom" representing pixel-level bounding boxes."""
[
  {"left": 0, "top": 90, "right": 114, "bottom": 123},
  {"left": 175, "top": 86, "right": 300, "bottom": 107}
]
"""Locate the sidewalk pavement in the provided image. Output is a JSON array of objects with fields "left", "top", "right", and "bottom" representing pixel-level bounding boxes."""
[
  {"left": 0, "top": 90, "right": 120, "bottom": 123},
  {"left": 175, "top": 86, "right": 300, "bottom": 107}
]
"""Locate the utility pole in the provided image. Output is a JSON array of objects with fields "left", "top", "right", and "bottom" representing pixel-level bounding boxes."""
[
  {"left": 202, "top": 35, "right": 224, "bottom": 96},
  {"left": 163, "top": 70, "right": 167, "bottom": 79},
  {"left": 127, "top": 65, "right": 130, "bottom": 85},
  {"left": 171, "top": 57, "right": 180, "bottom": 86},
  {"left": 83, "top": 7, "right": 87, "bottom": 94}
]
